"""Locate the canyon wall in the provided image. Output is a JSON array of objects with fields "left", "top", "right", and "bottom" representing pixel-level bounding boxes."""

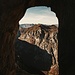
[{"left": 17, "top": 24, "right": 58, "bottom": 75}]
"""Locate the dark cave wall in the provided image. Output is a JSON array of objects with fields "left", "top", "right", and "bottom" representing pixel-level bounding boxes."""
[
  {"left": 0, "top": 1, "right": 29, "bottom": 75},
  {"left": 0, "top": 0, "right": 75, "bottom": 75},
  {"left": 50, "top": 1, "right": 75, "bottom": 75},
  {"left": 58, "top": 2, "right": 75, "bottom": 75}
]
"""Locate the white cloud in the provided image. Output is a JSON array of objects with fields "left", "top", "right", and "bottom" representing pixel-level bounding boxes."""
[{"left": 19, "top": 7, "right": 58, "bottom": 25}]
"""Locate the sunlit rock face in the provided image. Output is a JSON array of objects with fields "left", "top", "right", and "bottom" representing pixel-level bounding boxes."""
[{"left": 18, "top": 24, "right": 58, "bottom": 75}]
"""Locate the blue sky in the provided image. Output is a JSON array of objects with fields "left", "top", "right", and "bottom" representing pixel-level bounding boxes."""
[{"left": 19, "top": 6, "right": 58, "bottom": 25}]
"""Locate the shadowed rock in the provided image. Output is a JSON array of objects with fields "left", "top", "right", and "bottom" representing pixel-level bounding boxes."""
[
  {"left": 19, "top": 24, "right": 58, "bottom": 65},
  {"left": 15, "top": 39, "right": 52, "bottom": 74}
]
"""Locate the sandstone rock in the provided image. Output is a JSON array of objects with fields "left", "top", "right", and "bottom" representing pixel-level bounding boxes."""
[
  {"left": 19, "top": 24, "right": 58, "bottom": 65},
  {"left": 17, "top": 24, "right": 58, "bottom": 75}
]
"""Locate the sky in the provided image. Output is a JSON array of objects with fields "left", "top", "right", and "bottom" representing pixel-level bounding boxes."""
[{"left": 19, "top": 6, "right": 58, "bottom": 26}]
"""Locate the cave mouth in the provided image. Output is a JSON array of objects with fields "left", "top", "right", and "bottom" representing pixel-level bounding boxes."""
[{"left": 16, "top": 6, "right": 59, "bottom": 75}]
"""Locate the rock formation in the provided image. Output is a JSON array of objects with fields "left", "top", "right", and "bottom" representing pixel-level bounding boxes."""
[
  {"left": 0, "top": 0, "right": 75, "bottom": 75},
  {"left": 17, "top": 24, "right": 58, "bottom": 75},
  {"left": 15, "top": 39, "right": 52, "bottom": 75}
]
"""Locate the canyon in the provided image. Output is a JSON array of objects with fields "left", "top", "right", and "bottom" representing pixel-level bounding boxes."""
[{"left": 15, "top": 24, "right": 58, "bottom": 75}]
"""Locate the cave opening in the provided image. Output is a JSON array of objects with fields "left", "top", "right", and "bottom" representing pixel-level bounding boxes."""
[
  {"left": 15, "top": 6, "right": 59, "bottom": 75},
  {"left": 0, "top": 0, "right": 75, "bottom": 75}
]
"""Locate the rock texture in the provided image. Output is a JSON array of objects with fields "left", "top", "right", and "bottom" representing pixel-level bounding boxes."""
[
  {"left": 18, "top": 24, "right": 58, "bottom": 75},
  {"left": 0, "top": 0, "right": 75, "bottom": 75}
]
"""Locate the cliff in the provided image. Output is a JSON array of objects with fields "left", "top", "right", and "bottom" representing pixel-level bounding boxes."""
[
  {"left": 19, "top": 24, "right": 58, "bottom": 64},
  {"left": 16, "top": 24, "right": 58, "bottom": 75}
]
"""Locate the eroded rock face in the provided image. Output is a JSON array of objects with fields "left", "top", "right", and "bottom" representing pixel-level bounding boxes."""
[{"left": 18, "top": 24, "right": 58, "bottom": 75}]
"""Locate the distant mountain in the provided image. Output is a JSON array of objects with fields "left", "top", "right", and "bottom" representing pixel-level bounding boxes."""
[
  {"left": 19, "top": 24, "right": 58, "bottom": 28},
  {"left": 19, "top": 24, "right": 34, "bottom": 28},
  {"left": 16, "top": 24, "right": 59, "bottom": 75}
]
